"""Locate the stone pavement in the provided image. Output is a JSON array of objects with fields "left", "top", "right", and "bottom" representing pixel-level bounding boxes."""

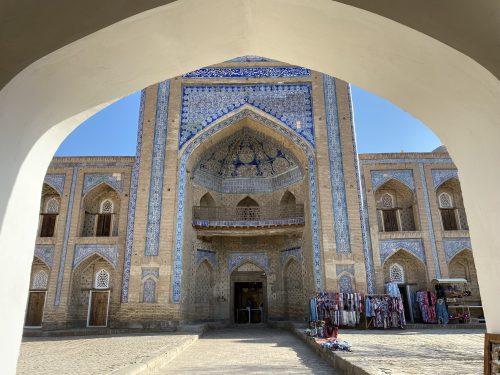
[
  {"left": 16, "top": 327, "right": 484, "bottom": 375},
  {"left": 333, "top": 328, "right": 484, "bottom": 375},
  {"left": 156, "top": 327, "right": 335, "bottom": 374},
  {"left": 17, "top": 332, "right": 199, "bottom": 375}
]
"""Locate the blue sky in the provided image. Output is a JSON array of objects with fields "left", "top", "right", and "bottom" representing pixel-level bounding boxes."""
[{"left": 55, "top": 85, "right": 441, "bottom": 156}]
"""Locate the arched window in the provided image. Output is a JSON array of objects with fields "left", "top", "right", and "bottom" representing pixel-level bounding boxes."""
[
  {"left": 100, "top": 199, "right": 114, "bottom": 213},
  {"left": 389, "top": 263, "right": 405, "bottom": 283},
  {"left": 142, "top": 279, "right": 157, "bottom": 303},
  {"left": 45, "top": 197, "right": 60, "bottom": 214},
  {"left": 237, "top": 196, "right": 259, "bottom": 221},
  {"left": 439, "top": 192, "right": 458, "bottom": 230},
  {"left": 40, "top": 197, "right": 59, "bottom": 237},
  {"left": 96, "top": 199, "right": 114, "bottom": 236},
  {"left": 381, "top": 193, "right": 394, "bottom": 208},
  {"left": 438, "top": 193, "right": 453, "bottom": 209},
  {"left": 31, "top": 270, "right": 48, "bottom": 290},
  {"left": 94, "top": 269, "right": 110, "bottom": 289}
]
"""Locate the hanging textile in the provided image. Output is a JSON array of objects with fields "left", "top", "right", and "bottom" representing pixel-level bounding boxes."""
[
  {"left": 416, "top": 290, "right": 437, "bottom": 323},
  {"left": 308, "top": 292, "right": 364, "bottom": 327},
  {"left": 364, "top": 295, "right": 406, "bottom": 328},
  {"left": 385, "top": 282, "right": 401, "bottom": 296}
]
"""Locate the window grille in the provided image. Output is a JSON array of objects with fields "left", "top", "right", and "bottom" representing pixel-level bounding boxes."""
[
  {"left": 381, "top": 193, "right": 393, "bottom": 208},
  {"left": 338, "top": 275, "right": 354, "bottom": 293},
  {"left": 389, "top": 263, "right": 405, "bottom": 283},
  {"left": 32, "top": 270, "right": 48, "bottom": 289},
  {"left": 45, "top": 197, "right": 59, "bottom": 214},
  {"left": 439, "top": 193, "right": 453, "bottom": 209},
  {"left": 95, "top": 269, "right": 110, "bottom": 289},
  {"left": 100, "top": 199, "right": 114, "bottom": 214}
]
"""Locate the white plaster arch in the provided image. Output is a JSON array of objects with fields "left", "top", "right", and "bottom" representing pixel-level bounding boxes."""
[{"left": 0, "top": 1, "right": 499, "bottom": 372}]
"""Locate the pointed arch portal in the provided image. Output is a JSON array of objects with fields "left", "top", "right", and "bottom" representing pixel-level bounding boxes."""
[{"left": 1, "top": 1, "right": 500, "bottom": 371}]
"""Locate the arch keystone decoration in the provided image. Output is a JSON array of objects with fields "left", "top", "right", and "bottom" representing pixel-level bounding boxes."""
[
  {"left": 379, "top": 239, "right": 426, "bottom": 265},
  {"left": 228, "top": 252, "right": 269, "bottom": 273},
  {"left": 33, "top": 246, "right": 54, "bottom": 268},
  {"left": 432, "top": 169, "right": 459, "bottom": 189},
  {"left": 443, "top": 238, "right": 472, "bottom": 263},
  {"left": 82, "top": 173, "right": 123, "bottom": 195},
  {"left": 371, "top": 170, "right": 415, "bottom": 192},
  {"left": 72, "top": 245, "right": 118, "bottom": 270}
]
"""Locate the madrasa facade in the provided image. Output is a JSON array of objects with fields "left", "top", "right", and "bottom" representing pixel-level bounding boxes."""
[{"left": 25, "top": 58, "right": 479, "bottom": 329}]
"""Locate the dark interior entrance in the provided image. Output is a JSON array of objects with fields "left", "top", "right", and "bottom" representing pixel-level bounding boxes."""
[{"left": 234, "top": 282, "right": 263, "bottom": 324}]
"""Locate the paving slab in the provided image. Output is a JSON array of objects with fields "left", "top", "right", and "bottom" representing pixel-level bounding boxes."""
[
  {"left": 17, "top": 332, "right": 199, "bottom": 375},
  {"left": 156, "top": 327, "right": 335, "bottom": 374}
]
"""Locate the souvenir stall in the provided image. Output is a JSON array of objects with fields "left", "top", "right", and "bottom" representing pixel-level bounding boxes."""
[
  {"left": 363, "top": 283, "right": 406, "bottom": 329},
  {"left": 432, "top": 278, "right": 482, "bottom": 324},
  {"left": 415, "top": 290, "right": 437, "bottom": 323},
  {"left": 306, "top": 292, "right": 363, "bottom": 352}
]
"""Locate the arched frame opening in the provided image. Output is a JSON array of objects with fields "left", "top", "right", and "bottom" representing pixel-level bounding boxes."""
[
  {"left": 175, "top": 107, "right": 320, "bottom": 306},
  {"left": 0, "top": 1, "right": 499, "bottom": 371}
]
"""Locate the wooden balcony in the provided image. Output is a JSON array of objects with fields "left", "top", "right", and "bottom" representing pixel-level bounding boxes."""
[{"left": 192, "top": 204, "right": 305, "bottom": 230}]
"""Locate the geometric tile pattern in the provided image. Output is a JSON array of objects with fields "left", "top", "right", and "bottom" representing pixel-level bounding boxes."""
[
  {"left": 55, "top": 167, "right": 78, "bottom": 305},
  {"left": 172, "top": 108, "right": 323, "bottom": 303},
  {"left": 379, "top": 239, "right": 426, "bottom": 265},
  {"left": 443, "top": 238, "right": 472, "bottom": 263},
  {"left": 323, "top": 74, "right": 351, "bottom": 253},
  {"left": 228, "top": 252, "right": 269, "bottom": 273},
  {"left": 82, "top": 173, "right": 123, "bottom": 195},
  {"left": 226, "top": 56, "right": 274, "bottom": 62},
  {"left": 72, "top": 244, "right": 118, "bottom": 270},
  {"left": 183, "top": 67, "right": 310, "bottom": 79},
  {"left": 179, "top": 84, "right": 314, "bottom": 148},
  {"left": 34, "top": 245, "right": 54, "bottom": 268},
  {"left": 44, "top": 174, "right": 66, "bottom": 195},
  {"left": 418, "top": 164, "right": 442, "bottom": 278},
  {"left": 121, "top": 89, "right": 146, "bottom": 302},
  {"left": 196, "top": 249, "right": 218, "bottom": 269},
  {"left": 145, "top": 81, "right": 171, "bottom": 256},
  {"left": 338, "top": 274, "right": 354, "bottom": 293},
  {"left": 371, "top": 169, "right": 415, "bottom": 191},
  {"left": 280, "top": 247, "right": 302, "bottom": 266},
  {"left": 431, "top": 169, "right": 458, "bottom": 189}
]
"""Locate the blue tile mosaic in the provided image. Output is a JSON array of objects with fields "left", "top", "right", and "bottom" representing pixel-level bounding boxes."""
[
  {"left": 82, "top": 173, "right": 123, "bottom": 195},
  {"left": 121, "top": 89, "right": 146, "bottom": 302},
  {"left": 179, "top": 84, "right": 314, "bottom": 149},
  {"left": 443, "top": 238, "right": 472, "bottom": 263},
  {"left": 418, "top": 164, "right": 442, "bottom": 278},
  {"left": 34, "top": 245, "right": 54, "bottom": 268},
  {"left": 196, "top": 249, "right": 218, "bottom": 269},
  {"left": 371, "top": 170, "right": 415, "bottom": 191},
  {"left": 172, "top": 108, "right": 323, "bottom": 303},
  {"left": 346, "top": 84, "right": 375, "bottom": 293},
  {"left": 431, "top": 169, "right": 458, "bottom": 189},
  {"left": 183, "top": 67, "right": 310, "bottom": 79},
  {"left": 44, "top": 174, "right": 66, "bottom": 195},
  {"left": 379, "top": 239, "right": 426, "bottom": 264},
  {"left": 55, "top": 167, "right": 78, "bottom": 305},
  {"left": 228, "top": 252, "right": 269, "bottom": 272},
  {"left": 145, "top": 81, "right": 171, "bottom": 256},
  {"left": 226, "top": 56, "right": 274, "bottom": 62},
  {"left": 280, "top": 247, "right": 302, "bottom": 266},
  {"left": 323, "top": 75, "right": 351, "bottom": 253},
  {"left": 338, "top": 274, "right": 354, "bottom": 293},
  {"left": 73, "top": 244, "right": 118, "bottom": 270}
]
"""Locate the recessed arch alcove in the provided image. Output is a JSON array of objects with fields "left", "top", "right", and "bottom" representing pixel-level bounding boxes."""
[{"left": 1, "top": 0, "right": 500, "bottom": 371}]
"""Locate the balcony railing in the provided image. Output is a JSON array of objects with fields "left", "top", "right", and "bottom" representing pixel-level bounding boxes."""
[{"left": 192, "top": 204, "right": 305, "bottom": 228}]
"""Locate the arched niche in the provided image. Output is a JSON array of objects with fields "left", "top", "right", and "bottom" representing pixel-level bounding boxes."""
[
  {"left": 383, "top": 249, "right": 427, "bottom": 290},
  {"left": 436, "top": 177, "right": 468, "bottom": 231},
  {"left": 375, "top": 179, "right": 418, "bottom": 232},
  {"left": 280, "top": 191, "right": 296, "bottom": 206},
  {"left": 200, "top": 192, "right": 215, "bottom": 207},
  {"left": 68, "top": 254, "right": 115, "bottom": 327},
  {"left": 448, "top": 249, "right": 480, "bottom": 301},
  {"left": 38, "top": 183, "right": 61, "bottom": 238},
  {"left": 80, "top": 183, "right": 121, "bottom": 237}
]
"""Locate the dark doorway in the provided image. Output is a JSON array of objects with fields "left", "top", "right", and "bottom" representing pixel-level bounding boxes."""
[
  {"left": 88, "top": 290, "right": 109, "bottom": 327},
  {"left": 398, "top": 285, "right": 416, "bottom": 323},
  {"left": 234, "top": 282, "right": 263, "bottom": 324}
]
